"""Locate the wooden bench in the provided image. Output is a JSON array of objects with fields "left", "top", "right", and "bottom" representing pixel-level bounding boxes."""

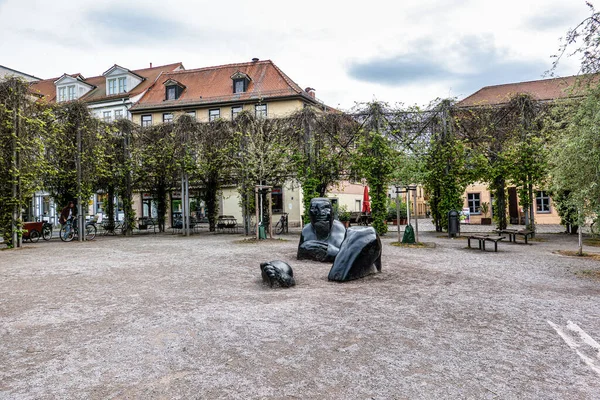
[
  {"left": 496, "top": 229, "right": 534, "bottom": 244},
  {"left": 137, "top": 217, "right": 157, "bottom": 234},
  {"left": 217, "top": 215, "right": 237, "bottom": 233},
  {"left": 467, "top": 235, "right": 505, "bottom": 252}
]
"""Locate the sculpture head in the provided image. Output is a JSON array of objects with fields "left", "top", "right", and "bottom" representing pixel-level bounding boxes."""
[{"left": 309, "top": 198, "right": 333, "bottom": 238}]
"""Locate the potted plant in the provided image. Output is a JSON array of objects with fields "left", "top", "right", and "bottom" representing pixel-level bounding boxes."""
[
  {"left": 338, "top": 205, "right": 351, "bottom": 228},
  {"left": 387, "top": 203, "right": 408, "bottom": 225},
  {"left": 480, "top": 202, "right": 491, "bottom": 225}
]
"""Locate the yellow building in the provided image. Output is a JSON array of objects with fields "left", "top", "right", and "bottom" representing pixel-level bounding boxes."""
[
  {"left": 128, "top": 58, "right": 335, "bottom": 228},
  {"left": 456, "top": 75, "right": 586, "bottom": 225}
]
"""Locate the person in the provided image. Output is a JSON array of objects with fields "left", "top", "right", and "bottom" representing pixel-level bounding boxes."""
[
  {"left": 59, "top": 201, "right": 75, "bottom": 225},
  {"left": 297, "top": 198, "right": 346, "bottom": 262}
]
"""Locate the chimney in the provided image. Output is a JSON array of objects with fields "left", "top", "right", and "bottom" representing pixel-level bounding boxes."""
[
  {"left": 305, "top": 87, "right": 316, "bottom": 98},
  {"left": 252, "top": 57, "right": 259, "bottom": 62},
  {"left": 150, "top": 62, "right": 153, "bottom": 68}
]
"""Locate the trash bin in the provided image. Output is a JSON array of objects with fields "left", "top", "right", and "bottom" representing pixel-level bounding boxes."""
[
  {"left": 258, "top": 223, "right": 267, "bottom": 240},
  {"left": 448, "top": 210, "right": 460, "bottom": 238}
]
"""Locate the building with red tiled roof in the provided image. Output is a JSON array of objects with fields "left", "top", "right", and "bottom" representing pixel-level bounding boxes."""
[
  {"left": 129, "top": 58, "right": 329, "bottom": 126},
  {"left": 455, "top": 75, "right": 595, "bottom": 226},
  {"left": 29, "top": 62, "right": 184, "bottom": 121},
  {"left": 457, "top": 75, "right": 591, "bottom": 107}
]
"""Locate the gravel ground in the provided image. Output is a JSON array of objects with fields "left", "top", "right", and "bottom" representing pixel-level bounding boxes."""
[{"left": 1, "top": 223, "right": 600, "bottom": 399}]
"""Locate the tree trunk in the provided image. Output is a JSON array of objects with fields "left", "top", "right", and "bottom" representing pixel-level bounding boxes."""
[
  {"left": 493, "top": 176, "right": 507, "bottom": 230},
  {"left": 157, "top": 183, "right": 167, "bottom": 233}
]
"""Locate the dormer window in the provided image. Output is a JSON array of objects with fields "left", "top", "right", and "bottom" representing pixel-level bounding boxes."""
[
  {"left": 163, "top": 79, "right": 185, "bottom": 101},
  {"left": 54, "top": 73, "right": 94, "bottom": 103},
  {"left": 231, "top": 71, "right": 251, "bottom": 94}
]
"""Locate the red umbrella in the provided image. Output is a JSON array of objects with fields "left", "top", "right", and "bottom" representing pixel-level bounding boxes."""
[{"left": 362, "top": 186, "right": 371, "bottom": 213}]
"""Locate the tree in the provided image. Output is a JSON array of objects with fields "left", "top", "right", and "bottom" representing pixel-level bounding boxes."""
[
  {"left": 193, "top": 118, "right": 233, "bottom": 232},
  {"left": 551, "top": 2, "right": 600, "bottom": 76},
  {"left": 0, "top": 78, "right": 48, "bottom": 247},
  {"left": 290, "top": 107, "right": 359, "bottom": 223},
  {"left": 424, "top": 100, "right": 476, "bottom": 231},
  {"left": 229, "top": 112, "right": 298, "bottom": 232},
  {"left": 550, "top": 84, "right": 600, "bottom": 253},
  {"left": 352, "top": 102, "right": 398, "bottom": 235},
  {"left": 99, "top": 119, "right": 137, "bottom": 235},
  {"left": 135, "top": 123, "right": 179, "bottom": 232}
]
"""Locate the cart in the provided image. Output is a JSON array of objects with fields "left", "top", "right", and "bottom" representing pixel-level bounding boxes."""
[{"left": 22, "top": 221, "right": 43, "bottom": 243}]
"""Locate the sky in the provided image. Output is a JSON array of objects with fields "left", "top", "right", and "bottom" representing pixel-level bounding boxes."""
[{"left": 0, "top": 0, "right": 592, "bottom": 110}]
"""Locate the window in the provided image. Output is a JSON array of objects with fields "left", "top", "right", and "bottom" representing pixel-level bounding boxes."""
[
  {"left": 209, "top": 109, "right": 220, "bottom": 122},
  {"left": 234, "top": 79, "right": 246, "bottom": 93},
  {"left": 68, "top": 85, "right": 76, "bottom": 100},
  {"left": 271, "top": 187, "right": 283, "bottom": 213},
  {"left": 467, "top": 193, "right": 481, "bottom": 214},
  {"left": 536, "top": 191, "right": 551, "bottom": 213},
  {"left": 108, "top": 78, "right": 117, "bottom": 95},
  {"left": 118, "top": 77, "right": 127, "bottom": 93},
  {"left": 231, "top": 106, "right": 243, "bottom": 120},
  {"left": 163, "top": 113, "right": 173, "bottom": 123},
  {"left": 141, "top": 114, "right": 152, "bottom": 127},
  {"left": 255, "top": 104, "right": 267, "bottom": 118},
  {"left": 167, "top": 86, "right": 176, "bottom": 100},
  {"left": 58, "top": 87, "right": 66, "bottom": 102},
  {"left": 186, "top": 111, "right": 196, "bottom": 120},
  {"left": 103, "top": 111, "right": 112, "bottom": 123},
  {"left": 115, "top": 110, "right": 123, "bottom": 120}
]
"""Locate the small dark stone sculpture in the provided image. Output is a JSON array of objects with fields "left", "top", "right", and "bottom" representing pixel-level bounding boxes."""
[
  {"left": 260, "top": 260, "right": 296, "bottom": 287},
  {"left": 328, "top": 227, "right": 382, "bottom": 282},
  {"left": 297, "top": 198, "right": 346, "bottom": 262}
]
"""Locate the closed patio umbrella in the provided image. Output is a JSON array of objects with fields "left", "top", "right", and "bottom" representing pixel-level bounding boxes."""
[{"left": 362, "top": 186, "right": 370, "bottom": 213}]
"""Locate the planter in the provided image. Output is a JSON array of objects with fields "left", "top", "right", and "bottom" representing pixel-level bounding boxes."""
[
  {"left": 341, "top": 220, "right": 350, "bottom": 228},
  {"left": 399, "top": 218, "right": 407, "bottom": 225},
  {"left": 480, "top": 218, "right": 492, "bottom": 225}
]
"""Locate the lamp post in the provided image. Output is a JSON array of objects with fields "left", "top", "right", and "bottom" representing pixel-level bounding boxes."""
[
  {"left": 394, "top": 185, "right": 402, "bottom": 243},
  {"left": 407, "top": 185, "right": 419, "bottom": 243}
]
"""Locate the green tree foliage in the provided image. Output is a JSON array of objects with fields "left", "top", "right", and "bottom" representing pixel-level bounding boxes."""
[
  {"left": 352, "top": 103, "right": 398, "bottom": 235},
  {"left": 44, "top": 101, "right": 108, "bottom": 212},
  {"left": 135, "top": 123, "right": 179, "bottom": 232},
  {"left": 100, "top": 119, "right": 138, "bottom": 235},
  {"left": 228, "top": 112, "right": 298, "bottom": 231},
  {"left": 192, "top": 117, "right": 233, "bottom": 232},
  {"left": 550, "top": 84, "right": 600, "bottom": 223},
  {"left": 290, "top": 107, "right": 359, "bottom": 223},
  {"left": 424, "top": 101, "right": 476, "bottom": 231},
  {"left": 0, "top": 78, "right": 48, "bottom": 247}
]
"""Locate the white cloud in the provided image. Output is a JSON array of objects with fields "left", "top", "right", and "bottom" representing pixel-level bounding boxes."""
[{"left": 0, "top": 0, "right": 592, "bottom": 109}]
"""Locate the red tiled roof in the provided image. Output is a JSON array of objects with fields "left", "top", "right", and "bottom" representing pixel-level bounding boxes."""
[
  {"left": 29, "top": 62, "right": 183, "bottom": 104},
  {"left": 130, "top": 59, "right": 316, "bottom": 111},
  {"left": 457, "top": 75, "right": 592, "bottom": 107}
]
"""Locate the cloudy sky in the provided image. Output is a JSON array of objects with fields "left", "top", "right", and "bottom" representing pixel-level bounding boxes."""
[{"left": 0, "top": 0, "right": 592, "bottom": 110}]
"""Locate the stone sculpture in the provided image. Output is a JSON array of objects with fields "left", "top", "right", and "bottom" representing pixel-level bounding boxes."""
[
  {"left": 328, "top": 226, "right": 382, "bottom": 282},
  {"left": 297, "top": 198, "right": 346, "bottom": 262},
  {"left": 260, "top": 260, "right": 296, "bottom": 287}
]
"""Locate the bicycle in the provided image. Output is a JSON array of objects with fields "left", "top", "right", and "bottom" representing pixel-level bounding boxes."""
[
  {"left": 275, "top": 213, "right": 289, "bottom": 234},
  {"left": 41, "top": 221, "right": 53, "bottom": 241},
  {"left": 60, "top": 217, "right": 97, "bottom": 242}
]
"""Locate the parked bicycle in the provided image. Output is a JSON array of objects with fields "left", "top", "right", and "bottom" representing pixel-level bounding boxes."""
[
  {"left": 275, "top": 213, "right": 289, "bottom": 234},
  {"left": 60, "top": 217, "right": 97, "bottom": 242},
  {"left": 41, "top": 221, "right": 53, "bottom": 241}
]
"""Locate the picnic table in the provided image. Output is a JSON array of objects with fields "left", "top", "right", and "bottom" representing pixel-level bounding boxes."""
[
  {"left": 495, "top": 229, "right": 534, "bottom": 244},
  {"left": 467, "top": 234, "right": 505, "bottom": 252}
]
